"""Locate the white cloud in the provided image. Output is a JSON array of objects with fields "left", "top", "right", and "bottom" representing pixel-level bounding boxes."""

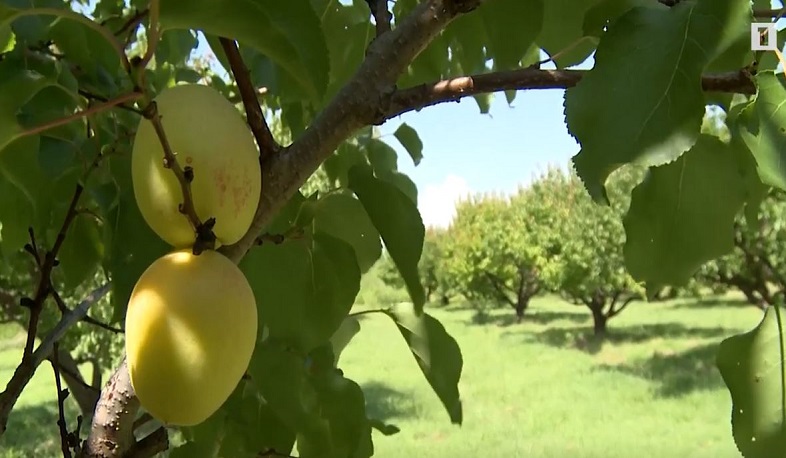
[{"left": 418, "top": 175, "right": 472, "bottom": 229}]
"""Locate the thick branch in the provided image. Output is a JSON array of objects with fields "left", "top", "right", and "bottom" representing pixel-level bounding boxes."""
[
  {"left": 218, "top": 37, "right": 281, "bottom": 160},
  {"left": 381, "top": 68, "right": 756, "bottom": 121},
  {"left": 219, "top": 0, "right": 470, "bottom": 263}
]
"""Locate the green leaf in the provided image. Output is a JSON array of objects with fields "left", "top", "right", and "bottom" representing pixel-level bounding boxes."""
[
  {"left": 248, "top": 343, "right": 333, "bottom": 457},
  {"left": 537, "top": 0, "right": 602, "bottom": 68},
  {"left": 159, "top": 0, "right": 329, "bottom": 100},
  {"left": 737, "top": 72, "right": 786, "bottom": 192},
  {"left": 393, "top": 123, "right": 424, "bottom": 166},
  {"left": 49, "top": 16, "right": 122, "bottom": 77},
  {"left": 385, "top": 303, "right": 463, "bottom": 424},
  {"left": 478, "top": 0, "right": 543, "bottom": 70},
  {"left": 171, "top": 406, "right": 228, "bottom": 458},
  {"left": 0, "top": 24, "right": 14, "bottom": 52},
  {"left": 57, "top": 213, "right": 103, "bottom": 291},
  {"left": 0, "top": 59, "right": 75, "bottom": 154},
  {"left": 567, "top": 0, "right": 751, "bottom": 202},
  {"left": 717, "top": 305, "right": 786, "bottom": 458},
  {"left": 0, "top": 136, "right": 39, "bottom": 253},
  {"left": 308, "top": 365, "right": 373, "bottom": 458},
  {"left": 328, "top": 316, "right": 361, "bottom": 366},
  {"left": 105, "top": 154, "right": 171, "bottom": 322},
  {"left": 240, "top": 232, "right": 360, "bottom": 353},
  {"left": 348, "top": 164, "right": 426, "bottom": 313},
  {"left": 155, "top": 29, "right": 199, "bottom": 66},
  {"left": 623, "top": 134, "right": 748, "bottom": 289},
  {"left": 220, "top": 381, "right": 296, "bottom": 457},
  {"left": 313, "top": 192, "right": 382, "bottom": 274}
]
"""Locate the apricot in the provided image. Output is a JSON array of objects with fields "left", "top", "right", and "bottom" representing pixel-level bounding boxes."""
[
  {"left": 124, "top": 249, "right": 258, "bottom": 426},
  {"left": 131, "top": 84, "right": 261, "bottom": 248}
]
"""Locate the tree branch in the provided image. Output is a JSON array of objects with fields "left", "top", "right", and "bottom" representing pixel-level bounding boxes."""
[
  {"left": 0, "top": 283, "right": 109, "bottom": 437},
  {"left": 51, "top": 342, "right": 73, "bottom": 458},
  {"left": 219, "top": 0, "right": 470, "bottom": 264},
  {"left": 380, "top": 68, "right": 756, "bottom": 122},
  {"left": 21, "top": 92, "right": 143, "bottom": 138},
  {"left": 218, "top": 37, "right": 281, "bottom": 160}
]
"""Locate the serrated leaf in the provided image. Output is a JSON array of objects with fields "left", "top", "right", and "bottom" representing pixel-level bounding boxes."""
[
  {"left": 738, "top": 72, "right": 786, "bottom": 192},
  {"left": 567, "top": 0, "right": 751, "bottom": 203},
  {"left": 623, "top": 134, "right": 748, "bottom": 289},
  {"left": 478, "top": 0, "right": 543, "bottom": 70},
  {"left": 717, "top": 305, "right": 786, "bottom": 458},
  {"left": 583, "top": 0, "right": 650, "bottom": 37},
  {"left": 348, "top": 164, "right": 426, "bottom": 313},
  {"left": 57, "top": 213, "right": 103, "bottom": 291},
  {"left": 240, "top": 231, "right": 360, "bottom": 352},
  {"left": 385, "top": 303, "right": 463, "bottom": 424},
  {"left": 393, "top": 123, "right": 423, "bottom": 166},
  {"left": 313, "top": 192, "right": 381, "bottom": 274},
  {"left": 159, "top": 0, "right": 329, "bottom": 100}
]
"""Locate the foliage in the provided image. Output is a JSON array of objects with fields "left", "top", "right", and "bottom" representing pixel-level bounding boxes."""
[
  {"left": 0, "top": 0, "right": 783, "bottom": 457},
  {"left": 379, "top": 227, "right": 451, "bottom": 306},
  {"left": 523, "top": 167, "right": 644, "bottom": 335},
  {"left": 439, "top": 192, "right": 546, "bottom": 321}
]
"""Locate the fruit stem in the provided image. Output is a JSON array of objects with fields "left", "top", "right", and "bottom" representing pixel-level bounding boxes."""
[{"left": 140, "top": 100, "right": 217, "bottom": 254}]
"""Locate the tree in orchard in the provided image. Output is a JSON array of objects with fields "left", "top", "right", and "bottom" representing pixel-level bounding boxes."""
[
  {"left": 379, "top": 227, "right": 452, "bottom": 305},
  {"left": 439, "top": 192, "right": 545, "bottom": 321},
  {"left": 523, "top": 167, "right": 644, "bottom": 336},
  {"left": 0, "top": 0, "right": 784, "bottom": 457},
  {"left": 695, "top": 188, "right": 786, "bottom": 309}
]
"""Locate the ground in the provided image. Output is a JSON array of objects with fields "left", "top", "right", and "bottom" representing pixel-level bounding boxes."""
[{"left": 0, "top": 283, "right": 764, "bottom": 457}]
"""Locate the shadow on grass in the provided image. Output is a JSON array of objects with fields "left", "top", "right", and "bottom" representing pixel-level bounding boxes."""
[
  {"left": 596, "top": 342, "right": 723, "bottom": 397},
  {"left": 469, "top": 309, "right": 588, "bottom": 327},
  {"left": 670, "top": 296, "right": 756, "bottom": 311},
  {"left": 0, "top": 403, "right": 64, "bottom": 457},
  {"left": 521, "top": 322, "right": 735, "bottom": 355},
  {"left": 361, "top": 381, "right": 417, "bottom": 422}
]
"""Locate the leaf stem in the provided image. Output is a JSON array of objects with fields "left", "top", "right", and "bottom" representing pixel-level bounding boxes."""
[{"left": 21, "top": 92, "right": 143, "bottom": 138}]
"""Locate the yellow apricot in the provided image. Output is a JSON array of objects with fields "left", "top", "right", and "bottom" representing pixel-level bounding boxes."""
[
  {"left": 124, "top": 249, "right": 258, "bottom": 426},
  {"left": 131, "top": 84, "right": 261, "bottom": 248}
]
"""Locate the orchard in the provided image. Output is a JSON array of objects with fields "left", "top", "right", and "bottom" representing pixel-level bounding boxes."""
[{"left": 0, "top": 0, "right": 785, "bottom": 457}]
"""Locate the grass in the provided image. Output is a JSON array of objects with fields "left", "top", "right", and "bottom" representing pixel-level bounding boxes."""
[{"left": 0, "top": 283, "right": 764, "bottom": 457}]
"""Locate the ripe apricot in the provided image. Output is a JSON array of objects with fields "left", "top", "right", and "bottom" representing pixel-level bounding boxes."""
[
  {"left": 131, "top": 84, "right": 261, "bottom": 248},
  {"left": 124, "top": 249, "right": 258, "bottom": 426}
]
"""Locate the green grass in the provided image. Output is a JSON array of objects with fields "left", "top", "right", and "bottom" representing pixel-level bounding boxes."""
[{"left": 0, "top": 291, "right": 764, "bottom": 457}]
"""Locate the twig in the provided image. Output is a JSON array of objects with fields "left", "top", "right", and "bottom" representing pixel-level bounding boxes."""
[
  {"left": 218, "top": 37, "right": 281, "bottom": 160},
  {"left": 124, "top": 427, "right": 168, "bottom": 458},
  {"left": 114, "top": 9, "right": 148, "bottom": 37},
  {"left": 136, "top": 0, "right": 160, "bottom": 76},
  {"left": 132, "top": 413, "right": 154, "bottom": 432},
  {"left": 52, "top": 289, "right": 124, "bottom": 333},
  {"left": 365, "top": 0, "right": 392, "bottom": 37},
  {"left": 51, "top": 342, "right": 72, "bottom": 458},
  {"left": 379, "top": 68, "right": 757, "bottom": 122},
  {"left": 21, "top": 92, "right": 144, "bottom": 138},
  {"left": 0, "top": 283, "right": 110, "bottom": 438},
  {"left": 77, "top": 90, "right": 144, "bottom": 114}
]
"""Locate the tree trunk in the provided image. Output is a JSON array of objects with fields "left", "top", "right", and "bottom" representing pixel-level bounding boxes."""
[
  {"left": 515, "top": 298, "right": 528, "bottom": 323},
  {"left": 588, "top": 299, "right": 608, "bottom": 336}
]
